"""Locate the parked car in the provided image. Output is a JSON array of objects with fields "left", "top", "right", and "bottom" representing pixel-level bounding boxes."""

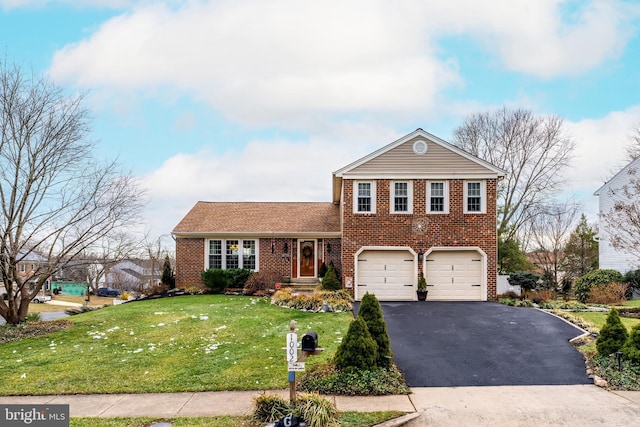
[
  {"left": 32, "top": 295, "right": 52, "bottom": 303},
  {"left": 97, "top": 287, "right": 122, "bottom": 297}
]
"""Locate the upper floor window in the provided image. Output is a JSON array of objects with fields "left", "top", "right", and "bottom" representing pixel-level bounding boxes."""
[
  {"left": 391, "top": 181, "right": 413, "bottom": 213},
  {"left": 208, "top": 239, "right": 258, "bottom": 270},
  {"left": 428, "top": 181, "right": 449, "bottom": 213},
  {"left": 464, "top": 181, "right": 486, "bottom": 213},
  {"left": 354, "top": 181, "right": 376, "bottom": 214}
]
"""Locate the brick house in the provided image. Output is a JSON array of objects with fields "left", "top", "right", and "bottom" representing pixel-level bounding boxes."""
[{"left": 173, "top": 129, "right": 505, "bottom": 301}]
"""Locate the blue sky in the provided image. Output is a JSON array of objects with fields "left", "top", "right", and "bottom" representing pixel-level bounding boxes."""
[{"left": 1, "top": 0, "right": 640, "bottom": 241}]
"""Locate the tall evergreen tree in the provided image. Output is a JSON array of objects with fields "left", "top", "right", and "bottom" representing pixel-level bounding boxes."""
[
  {"left": 562, "top": 214, "right": 599, "bottom": 281},
  {"left": 358, "top": 293, "right": 393, "bottom": 367},
  {"left": 161, "top": 255, "right": 175, "bottom": 289}
]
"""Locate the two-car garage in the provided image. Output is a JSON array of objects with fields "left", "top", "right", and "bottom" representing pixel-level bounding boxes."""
[{"left": 355, "top": 247, "right": 486, "bottom": 301}]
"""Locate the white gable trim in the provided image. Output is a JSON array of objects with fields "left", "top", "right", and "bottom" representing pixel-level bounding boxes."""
[
  {"left": 333, "top": 128, "right": 506, "bottom": 178},
  {"left": 594, "top": 156, "right": 640, "bottom": 196}
]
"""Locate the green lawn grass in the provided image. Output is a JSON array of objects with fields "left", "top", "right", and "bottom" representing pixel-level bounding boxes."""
[
  {"left": 0, "top": 295, "right": 351, "bottom": 395},
  {"left": 570, "top": 310, "right": 640, "bottom": 331}
]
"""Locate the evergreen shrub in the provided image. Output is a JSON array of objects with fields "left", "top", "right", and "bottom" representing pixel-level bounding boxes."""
[
  {"left": 507, "top": 272, "right": 539, "bottom": 295},
  {"left": 597, "top": 308, "right": 629, "bottom": 356},
  {"left": 623, "top": 324, "right": 640, "bottom": 364},
  {"left": 358, "top": 293, "right": 393, "bottom": 367},
  {"left": 321, "top": 264, "right": 341, "bottom": 291},
  {"left": 201, "top": 269, "right": 229, "bottom": 293},
  {"left": 623, "top": 269, "right": 640, "bottom": 298},
  {"left": 334, "top": 317, "right": 377, "bottom": 371}
]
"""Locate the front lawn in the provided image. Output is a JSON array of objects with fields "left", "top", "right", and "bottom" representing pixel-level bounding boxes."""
[{"left": 0, "top": 295, "right": 351, "bottom": 395}]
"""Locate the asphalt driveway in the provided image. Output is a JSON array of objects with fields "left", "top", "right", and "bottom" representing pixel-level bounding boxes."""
[{"left": 365, "top": 301, "right": 593, "bottom": 387}]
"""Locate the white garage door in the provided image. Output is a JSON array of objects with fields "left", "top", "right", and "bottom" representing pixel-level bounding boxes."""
[
  {"left": 356, "top": 250, "right": 415, "bottom": 301},
  {"left": 424, "top": 250, "right": 484, "bottom": 300}
]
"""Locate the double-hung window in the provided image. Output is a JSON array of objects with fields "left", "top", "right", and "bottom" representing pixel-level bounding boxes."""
[
  {"left": 428, "top": 181, "right": 448, "bottom": 213},
  {"left": 464, "top": 181, "right": 486, "bottom": 213},
  {"left": 354, "top": 181, "right": 376, "bottom": 213},
  {"left": 243, "top": 240, "right": 256, "bottom": 270},
  {"left": 208, "top": 239, "right": 258, "bottom": 270},
  {"left": 391, "top": 181, "right": 413, "bottom": 213}
]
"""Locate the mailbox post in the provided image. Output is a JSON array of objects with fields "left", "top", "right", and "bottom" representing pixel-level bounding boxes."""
[{"left": 285, "top": 320, "right": 323, "bottom": 402}]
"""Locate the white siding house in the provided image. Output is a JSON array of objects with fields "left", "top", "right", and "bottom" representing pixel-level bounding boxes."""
[{"left": 594, "top": 156, "right": 640, "bottom": 274}]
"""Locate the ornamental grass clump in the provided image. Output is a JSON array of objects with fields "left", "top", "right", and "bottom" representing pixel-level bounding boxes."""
[
  {"left": 597, "top": 308, "right": 629, "bottom": 356},
  {"left": 252, "top": 392, "right": 338, "bottom": 427}
]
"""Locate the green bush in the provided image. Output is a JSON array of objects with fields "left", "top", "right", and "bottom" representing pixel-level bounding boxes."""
[
  {"left": 597, "top": 308, "right": 629, "bottom": 356},
  {"left": 574, "top": 269, "right": 624, "bottom": 303},
  {"left": 299, "top": 362, "right": 410, "bottom": 396},
  {"left": 225, "top": 268, "right": 253, "bottom": 288},
  {"left": 358, "top": 293, "right": 393, "bottom": 367},
  {"left": 201, "top": 269, "right": 229, "bottom": 293},
  {"left": 334, "top": 317, "right": 377, "bottom": 371},
  {"left": 507, "top": 272, "right": 539, "bottom": 294},
  {"left": 321, "top": 264, "right": 341, "bottom": 291},
  {"left": 201, "top": 268, "right": 252, "bottom": 293},
  {"left": 622, "top": 324, "right": 640, "bottom": 364},
  {"left": 623, "top": 269, "right": 640, "bottom": 298}
]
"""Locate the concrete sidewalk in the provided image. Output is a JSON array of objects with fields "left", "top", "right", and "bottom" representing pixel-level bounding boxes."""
[
  {"left": 0, "top": 389, "right": 416, "bottom": 418},
  {"left": 1, "top": 385, "right": 640, "bottom": 425}
]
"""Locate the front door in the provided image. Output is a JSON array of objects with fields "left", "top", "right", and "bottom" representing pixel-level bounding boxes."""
[{"left": 299, "top": 240, "right": 316, "bottom": 277}]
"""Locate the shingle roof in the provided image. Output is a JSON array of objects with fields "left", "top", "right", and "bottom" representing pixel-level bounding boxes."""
[{"left": 172, "top": 202, "right": 341, "bottom": 236}]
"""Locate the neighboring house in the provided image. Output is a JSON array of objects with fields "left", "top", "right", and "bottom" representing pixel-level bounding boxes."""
[
  {"left": 104, "top": 259, "right": 163, "bottom": 292},
  {"left": 173, "top": 129, "right": 505, "bottom": 301},
  {"left": 1, "top": 249, "right": 52, "bottom": 296},
  {"left": 594, "top": 156, "right": 640, "bottom": 274}
]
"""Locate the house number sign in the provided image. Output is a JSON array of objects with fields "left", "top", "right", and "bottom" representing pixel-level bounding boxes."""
[{"left": 286, "top": 332, "right": 297, "bottom": 363}]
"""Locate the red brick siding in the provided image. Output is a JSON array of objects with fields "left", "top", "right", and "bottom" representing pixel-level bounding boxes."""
[
  {"left": 341, "top": 179, "right": 498, "bottom": 300},
  {"left": 175, "top": 237, "right": 343, "bottom": 287},
  {"left": 175, "top": 238, "right": 205, "bottom": 288}
]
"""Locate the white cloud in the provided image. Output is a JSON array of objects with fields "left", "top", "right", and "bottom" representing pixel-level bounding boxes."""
[
  {"left": 0, "top": 0, "right": 132, "bottom": 10},
  {"left": 48, "top": 1, "right": 638, "bottom": 129},
  {"left": 429, "top": 0, "right": 638, "bottom": 78},
  {"left": 140, "top": 123, "right": 400, "bottom": 236},
  {"left": 564, "top": 105, "right": 640, "bottom": 219}
]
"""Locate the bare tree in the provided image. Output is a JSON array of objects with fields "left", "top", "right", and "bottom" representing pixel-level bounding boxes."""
[
  {"left": 625, "top": 119, "right": 640, "bottom": 161},
  {"left": 143, "top": 234, "right": 173, "bottom": 290},
  {"left": 452, "top": 107, "right": 575, "bottom": 240},
  {"left": 84, "top": 232, "right": 143, "bottom": 299},
  {"left": 0, "top": 62, "right": 145, "bottom": 324},
  {"left": 600, "top": 166, "right": 640, "bottom": 265},
  {"left": 526, "top": 200, "right": 581, "bottom": 289}
]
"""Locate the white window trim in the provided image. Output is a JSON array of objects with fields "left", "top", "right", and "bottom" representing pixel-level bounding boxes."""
[
  {"left": 206, "top": 238, "right": 260, "bottom": 271},
  {"left": 427, "top": 180, "right": 449, "bottom": 214},
  {"left": 353, "top": 180, "right": 377, "bottom": 214},
  {"left": 390, "top": 180, "right": 413, "bottom": 214},
  {"left": 464, "top": 180, "right": 486, "bottom": 214}
]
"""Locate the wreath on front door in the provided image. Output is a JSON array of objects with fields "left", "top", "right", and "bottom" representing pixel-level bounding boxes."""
[{"left": 302, "top": 246, "right": 312, "bottom": 258}]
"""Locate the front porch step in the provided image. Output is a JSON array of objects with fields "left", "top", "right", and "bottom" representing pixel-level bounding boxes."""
[{"left": 279, "top": 280, "right": 321, "bottom": 295}]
